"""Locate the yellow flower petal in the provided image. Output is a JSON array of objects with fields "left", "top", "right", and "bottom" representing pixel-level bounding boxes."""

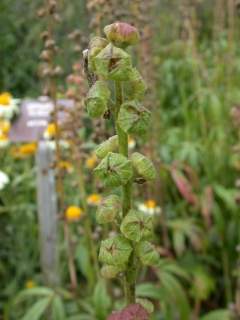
[
  {"left": 87, "top": 193, "right": 102, "bottom": 205},
  {"left": 65, "top": 206, "right": 83, "bottom": 222}
]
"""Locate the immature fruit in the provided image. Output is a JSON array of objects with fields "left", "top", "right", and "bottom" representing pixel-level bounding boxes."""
[
  {"left": 131, "top": 152, "right": 156, "bottom": 181},
  {"left": 101, "top": 264, "right": 124, "bottom": 279},
  {"left": 95, "top": 135, "right": 119, "bottom": 159},
  {"left": 94, "top": 43, "right": 133, "bottom": 81},
  {"left": 136, "top": 241, "right": 160, "bottom": 266},
  {"left": 85, "top": 80, "right": 110, "bottom": 118},
  {"left": 96, "top": 194, "right": 121, "bottom": 224},
  {"left": 126, "top": 68, "right": 147, "bottom": 101},
  {"left": 88, "top": 36, "right": 108, "bottom": 71},
  {"left": 99, "top": 235, "right": 132, "bottom": 267},
  {"left": 104, "top": 22, "right": 140, "bottom": 48},
  {"left": 94, "top": 152, "right": 133, "bottom": 187},
  {"left": 120, "top": 209, "right": 153, "bottom": 242},
  {"left": 117, "top": 100, "right": 151, "bottom": 137}
]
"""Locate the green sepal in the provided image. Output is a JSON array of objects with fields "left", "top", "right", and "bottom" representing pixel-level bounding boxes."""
[
  {"left": 126, "top": 68, "right": 147, "bottom": 101},
  {"left": 131, "top": 152, "right": 156, "bottom": 181},
  {"left": 101, "top": 264, "right": 125, "bottom": 279},
  {"left": 120, "top": 209, "right": 153, "bottom": 242},
  {"left": 136, "top": 241, "right": 160, "bottom": 266},
  {"left": 85, "top": 80, "right": 110, "bottom": 118},
  {"left": 88, "top": 36, "right": 108, "bottom": 71},
  {"left": 99, "top": 235, "right": 133, "bottom": 266},
  {"left": 95, "top": 135, "right": 119, "bottom": 159},
  {"left": 94, "top": 152, "right": 133, "bottom": 187},
  {"left": 96, "top": 194, "right": 121, "bottom": 224},
  {"left": 117, "top": 100, "right": 151, "bottom": 137},
  {"left": 94, "top": 43, "right": 133, "bottom": 81}
]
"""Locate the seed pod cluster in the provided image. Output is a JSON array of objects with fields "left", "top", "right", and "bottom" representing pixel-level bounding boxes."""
[{"left": 84, "top": 22, "right": 159, "bottom": 289}]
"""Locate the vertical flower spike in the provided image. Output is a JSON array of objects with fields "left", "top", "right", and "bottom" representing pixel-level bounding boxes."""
[{"left": 84, "top": 22, "right": 156, "bottom": 307}]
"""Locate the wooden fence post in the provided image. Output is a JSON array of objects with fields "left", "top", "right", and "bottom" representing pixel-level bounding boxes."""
[{"left": 36, "top": 141, "right": 59, "bottom": 286}]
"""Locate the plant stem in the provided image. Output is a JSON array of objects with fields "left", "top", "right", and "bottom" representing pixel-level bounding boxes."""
[{"left": 115, "top": 81, "right": 136, "bottom": 305}]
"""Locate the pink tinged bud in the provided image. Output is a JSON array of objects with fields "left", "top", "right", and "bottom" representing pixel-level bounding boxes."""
[{"left": 104, "top": 22, "right": 140, "bottom": 47}]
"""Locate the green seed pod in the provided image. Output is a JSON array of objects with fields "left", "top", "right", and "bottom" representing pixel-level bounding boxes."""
[
  {"left": 94, "top": 43, "right": 133, "bottom": 81},
  {"left": 94, "top": 152, "right": 133, "bottom": 187},
  {"left": 85, "top": 80, "right": 110, "bottom": 118},
  {"left": 131, "top": 152, "right": 156, "bottom": 181},
  {"left": 101, "top": 264, "right": 124, "bottom": 279},
  {"left": 127, "top": 68, "right": 147, "bottom": 101},
  {"left": 117, "top": 100, "right": 151, "bottom": 137},
  {"left": 136, "top": 241, "right": 160, "bottom": 266},
  {"left": 120, "top": 209, "right": 153, "bottom": 242},
  {"left": 95, "top": 135, "right": 119, "bottom": 159},
  {"left": 96, "top": 194, "right": 121, "bottom": 224},
  {"left": 88, "top": 36, "right": 108, "bottom": 71},
  {"left": 104, "top": 22, "right": 140, "bottom": 48},
  {"left": 99, "top": 235, "right": 133, "bottom": 267}
]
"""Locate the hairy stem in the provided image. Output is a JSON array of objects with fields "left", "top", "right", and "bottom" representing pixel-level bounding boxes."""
[{"left": 115, "top": 81, "right": 136, "bottom": 304}]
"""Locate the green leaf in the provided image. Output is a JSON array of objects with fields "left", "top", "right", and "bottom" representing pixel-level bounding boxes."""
[
  {"left": 75, "top": 242, "right": 94, "bottom": 286},
  {"left": 136, "top": 283, "right": 162, "bottom": 300},
  {"left": 14, "top": 287, "right": 53, "bottom": 305},
  {"left": 200, "top": 310, "right": 231, "bottom": 320},
  {"left": 21, "top": 296, "right": 51, "bottom": 320},
  {"left": 52, "top": 296, "right": 66, "bottom": 320},
  {"left": 93, "top": 280, "right": 111, "bottom": 320}
]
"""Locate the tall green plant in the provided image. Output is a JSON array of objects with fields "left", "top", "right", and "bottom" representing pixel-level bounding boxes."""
[{"left": 84, "top": 22, "right": 159, "bottom": 306}]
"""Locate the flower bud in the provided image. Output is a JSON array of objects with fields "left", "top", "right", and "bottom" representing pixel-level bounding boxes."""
[
  {"left": 99, "top": 235, "right": 132, "bottom": 267},
  {"left": 94, "top": 152, "right": 133, "bottom": 187},
  {"left": 88, "top": 36, "right": 108, "bottom": 71},
  {"left": 85, "top": 80, "right": 110, "bottom": 118},
  {"left": 117, "top": 100, "right": 151, "bottom": 137},
  {"left": 101, "top": 264, "right": 124, "bottom": 279},
  {"left": 94, "top": 44, "right": 133, "bottom": 81},
  {"left": 95, "top": 135, "right": 119, "bottom": 159},
  {"left": 120, "top": 209, "right": 153, "bottom": 242},
  {"left": 136, "top": 241, "right": 160, "bottom": 266},
  {"left": 96, "top": 194, "right": 121, "bottom": 224},
  {"left": 104, "top": 22, "right": 140, "bottom": 48},
  {"left": 131, "top": 152, "right": 156, "bottom": 181}
]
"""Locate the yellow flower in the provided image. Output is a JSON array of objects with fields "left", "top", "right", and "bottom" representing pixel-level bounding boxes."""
[
  {"left": 25, "top": 280, "right": 37, "bottom": 289},
  {"left": 85, "top": 154, "right": 97, "bottom": 169},
  {"left": 0, "top": 92, "right": 12, "bottom": 106},
  {"left": 65, "top": 206, "right": 83, "bottom": 222},
  {"left": 11, "top": 143, "right": 37, "bottom": 158},
  {"left": 87, "top": 193, "right": 102, "bottom": 206},
  {"left": 138, "top": 199, "right": 161, "bottom": 216},
  {"left": 0, "top": 132, "right": 9, "bottom": 147},
  {"left": 128, "top": 136, "right": 136, "bottom": 149},
  {"left": 44, "top": 123, "right": 58, "bottom": 139},
  {"left": 58, "top": 161, "right": 73, "bottom": 173},
  {"left": 145, "top": 199, "right": 157, "bottom": 209},
  {"left": 0, "top": 120, "right": 10, "bottom": 134}
]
